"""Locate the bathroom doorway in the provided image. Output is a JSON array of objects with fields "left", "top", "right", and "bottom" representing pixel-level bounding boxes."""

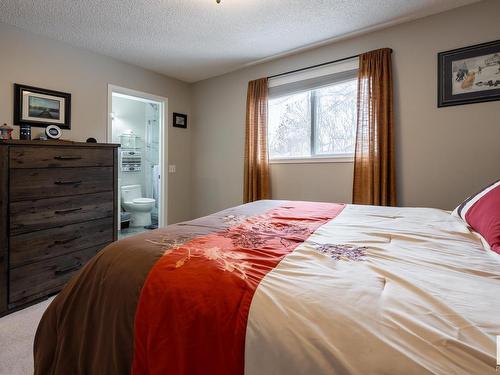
[{"left": 107, "top": 85, "right": 167, "bottom": 240}]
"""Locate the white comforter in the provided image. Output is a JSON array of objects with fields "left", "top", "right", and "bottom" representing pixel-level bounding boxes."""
[{"left": 245, "top": 205, "right": 500, "bottom": 375}]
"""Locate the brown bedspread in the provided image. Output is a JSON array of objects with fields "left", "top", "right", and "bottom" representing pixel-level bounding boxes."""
[{"left": 34, "top": 200, "right": 282, "bottom": 375}]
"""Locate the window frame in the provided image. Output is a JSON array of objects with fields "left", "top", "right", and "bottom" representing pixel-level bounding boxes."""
[
  {"left": 267, "top": 60, "right": 358, "bottom": 164},
  {"left": 268, "top": 154, "right": 355, "bottom": 164}
]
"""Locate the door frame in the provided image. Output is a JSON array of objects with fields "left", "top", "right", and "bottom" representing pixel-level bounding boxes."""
[{"left": 107, "top": 84, "right": 168, "bottom": 229}]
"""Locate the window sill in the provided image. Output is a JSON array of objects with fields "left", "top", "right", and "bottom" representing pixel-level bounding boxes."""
[{"left": 269, "top": 156, "right": 354, "bottom": 164}]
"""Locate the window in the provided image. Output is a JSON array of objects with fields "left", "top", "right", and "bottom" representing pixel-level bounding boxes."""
[{"left": 268, "top": 61, "right": 358, "bottom": 162}]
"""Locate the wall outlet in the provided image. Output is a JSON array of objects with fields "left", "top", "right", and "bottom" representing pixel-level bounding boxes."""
[{"left": 168, "top": 164, "right": 176, "bottom": 173}]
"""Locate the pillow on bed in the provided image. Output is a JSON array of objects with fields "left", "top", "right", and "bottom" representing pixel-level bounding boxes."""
[{"left": 453, "top": 179, "right": 500, "bottom": 254}]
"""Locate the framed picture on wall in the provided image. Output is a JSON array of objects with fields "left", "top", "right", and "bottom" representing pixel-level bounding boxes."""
[
  {"left": 438, "top": 40, "right": 500, "bottom": 107},
  {"left": 173, "top": 112, "right": 187, "bottom": 128},
  {"left": 14, "top": 84, "right": 72, "bottom": 129}
]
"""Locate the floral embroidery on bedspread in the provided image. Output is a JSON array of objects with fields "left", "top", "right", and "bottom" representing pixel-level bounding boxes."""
[
  {"left": 145, "top": 221, "right": 310, "bottom": 280},
  {"left": 220, "top": 221, "right": 311, "bottom": 249},
  {"left": 145, "top": 233, "right": 252, "bottom": 279},
  {"left": 222, "top": 214, "right": 248, "bottom": 226},
  {"left": 146, "top": 235, "right": 191, "bottom": 255},
  {"left": 310, "top": 242, "right": 367, "bottom": 261},
  {"left": 144, "top": 204, "right": 347, "bottom": 280}
]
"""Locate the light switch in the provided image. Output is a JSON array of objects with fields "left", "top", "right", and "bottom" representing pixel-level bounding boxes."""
[{"left": 168, "top": 165, "right": 176, "bottom": 173}]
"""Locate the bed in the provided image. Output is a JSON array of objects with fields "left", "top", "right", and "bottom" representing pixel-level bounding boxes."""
[{"left": 34, "top": 200, "right": 500, "bottom": 375}]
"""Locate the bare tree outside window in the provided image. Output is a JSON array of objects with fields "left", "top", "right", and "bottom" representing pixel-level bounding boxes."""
[
  {"left": 315, "top": 79, "right": 357, "bottom": 155},
  {"left": 268, "top": 77, "right": 357, "bottom": 160},
  {"left": 268, "top": 92, "right": 311, "bottom": 158}
]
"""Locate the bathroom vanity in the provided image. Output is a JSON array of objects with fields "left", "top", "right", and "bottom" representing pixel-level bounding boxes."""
[{"left": 0, "top": 140, "right": 119, "bottom": 316}]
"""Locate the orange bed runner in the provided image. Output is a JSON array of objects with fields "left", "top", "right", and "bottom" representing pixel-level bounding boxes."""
[{"left": 132, "top": 202, "right": 345, "bottom": 375}]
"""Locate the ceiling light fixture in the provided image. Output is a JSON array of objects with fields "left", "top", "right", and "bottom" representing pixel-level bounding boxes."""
[{"left": 216, "top": 0, "right": 221, "bottom": 3}]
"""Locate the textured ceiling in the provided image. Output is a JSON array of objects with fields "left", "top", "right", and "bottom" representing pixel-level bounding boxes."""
[{"left": 0, "top": 0, "right": 478, "bottom": 82}]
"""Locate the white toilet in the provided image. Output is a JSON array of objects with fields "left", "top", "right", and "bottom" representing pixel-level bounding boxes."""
[{"left": 121, "top": 184, "right": 156, "bottom": 227}]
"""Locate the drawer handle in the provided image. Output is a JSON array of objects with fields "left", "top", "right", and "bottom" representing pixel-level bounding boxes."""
[
  {"left": 54, "top": 235, "right": 82, "bottom": 245},
  {"left": 55, "top": 262, "right": 82, "bottom": 275},
  {"left": 54, "top": 155, "right": 83, "bottom": 160},
  {"left": 54, "top": 180, "right": 83, "bottom": 185},
  {"left": 54, "top": 207, "right": 83, "bottom": 215}
]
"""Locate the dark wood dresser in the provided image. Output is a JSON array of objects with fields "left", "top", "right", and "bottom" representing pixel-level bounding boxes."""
[{"left": 0, "top": 140, "right": 119, "bottom": 316}]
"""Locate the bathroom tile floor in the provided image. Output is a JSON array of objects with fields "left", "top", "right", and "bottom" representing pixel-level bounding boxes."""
[
  {"left": 118, "top": 227, "right": 145, "bottom": 240},
  {"left": 118, "top": 218, "right": 159, "bottom": 240}
]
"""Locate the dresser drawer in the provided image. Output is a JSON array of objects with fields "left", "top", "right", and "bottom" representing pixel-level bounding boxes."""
[
  {"left": 10, "top": 167, "right": 113, "bottom": 202},
  {"left": 10, "top": 191, "right": 113, "bottom": 236},
  {"left": 9, "top": 244, "right": 106, "bottom": 306},
  {"left": 10, "top": 217, "right": 113, "bottom": 268},
  {"left": 10, "top": 146, "right": 113, "bottom": 169}
]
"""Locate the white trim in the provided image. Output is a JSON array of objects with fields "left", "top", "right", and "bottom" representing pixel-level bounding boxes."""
[
  {"left": 107, "top": 84, "right": 168, "bottom": 228},
  {"left": 270, "top": 155, "right": 354, "bottom": 164},
  {"left": 267, "top": 61, "right": 358, "bottom": 166}
]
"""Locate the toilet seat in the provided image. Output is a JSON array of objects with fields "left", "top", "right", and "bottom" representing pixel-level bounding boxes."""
[
  {"left": 132, "top": 198, "right": 155, "bottom": 205},
  {"left": 121, "top": 184, "right": 155, "bottom": 227}
]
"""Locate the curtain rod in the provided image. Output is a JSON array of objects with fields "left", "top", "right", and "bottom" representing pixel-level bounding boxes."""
[{"left": 267, "top": 49, "right": 392, "bottom": 80}]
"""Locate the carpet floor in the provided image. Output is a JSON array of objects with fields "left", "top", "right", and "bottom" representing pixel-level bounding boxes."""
[{"left": 0, "top": 297, "right": 53, "bottom": 375}]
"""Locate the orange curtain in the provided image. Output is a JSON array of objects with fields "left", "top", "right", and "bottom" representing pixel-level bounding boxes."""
[
  {"left": 352, "top": 48, "right": 396, "bottom": 206},
  {"left": 244, "top": 78, "right": 270, "bottom": 203}
]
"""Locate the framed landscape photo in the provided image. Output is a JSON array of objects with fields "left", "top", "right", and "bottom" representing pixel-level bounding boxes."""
[
  {"left": 14, "top": 84, "right": 71, "bottom": 129},
  {"left": 173, "top": 112, "right": 187, "bottom": 128},
  {"left": 438, "top": 40, "right": 500, "bottom": 107}
]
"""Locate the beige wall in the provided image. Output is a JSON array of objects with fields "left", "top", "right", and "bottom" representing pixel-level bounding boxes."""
[
  {"left": 0, "top": 22, "right": 192, "bottom": 224},
  {"left": 270, "top": 162, "right": 354, "bottom": 204},
  {"left": 191, "top": 0, "right": 500, "bottom": 218}
]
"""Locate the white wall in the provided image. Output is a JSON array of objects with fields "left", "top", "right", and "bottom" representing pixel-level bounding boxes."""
[
  {"left": 112, "top": 96, "right": 147, "bottom": 193},
  {"left": 191, "top": 0, "right": 500, "bottom": 218},
  {"left": 0, "top": 22, "right": 192, "bottom": 224}
]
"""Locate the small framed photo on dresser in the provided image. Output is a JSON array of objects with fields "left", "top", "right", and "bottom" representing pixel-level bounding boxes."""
[
  {"left": 438, "top": 40, "right": 500, "bottom": 107},
  {"left": 14, "top": 84, "right": 72, "bottom": 129},
  {"left": 173, "top": 112, "right": 187, "bottom": 129}
]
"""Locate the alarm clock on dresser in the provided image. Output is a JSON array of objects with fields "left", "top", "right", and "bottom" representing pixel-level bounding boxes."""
[{"left": 45, "top": 125, "right": 62, "bottom": 140}]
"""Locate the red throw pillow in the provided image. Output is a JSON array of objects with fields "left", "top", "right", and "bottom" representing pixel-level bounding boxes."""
[{"left": 455, "top": 180, "right": 500, "bottom": 254}]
